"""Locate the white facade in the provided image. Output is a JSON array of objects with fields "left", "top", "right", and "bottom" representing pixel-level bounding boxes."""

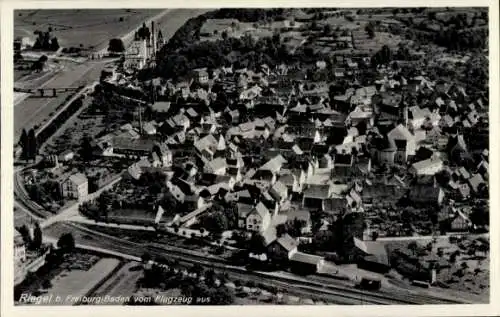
[{"left": 61, "top": 173, "right": 88, "bottom": 201}]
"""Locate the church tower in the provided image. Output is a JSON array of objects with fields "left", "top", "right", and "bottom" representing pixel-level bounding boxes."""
[{"left": 157, "top": 29, "right": 164, "bottom": 50}]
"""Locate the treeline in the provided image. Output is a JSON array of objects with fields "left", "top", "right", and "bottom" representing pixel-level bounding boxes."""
[
  {"left": 144, "top": 9, "right": 310, "bottom": 81},
  {"left": 35, "top": 94, "right": 85, "bottom": 149},
  {"left": 149, "top": 34, "right": 293, "bottom": 81},
  {"left": 211, "top": 8, "right": 288, "bottom": 22},
  {"left": 406, "top": 12, "right": 488, "bottom": 51},
  {"left": 433, "top": 28, "right": 488, "bottom": 51}
]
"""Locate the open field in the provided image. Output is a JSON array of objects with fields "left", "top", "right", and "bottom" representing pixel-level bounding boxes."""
[
  {"left": 15, "top": 9, "right": 162, "bottom": 50},
  {"left": 14, "top": 9, "right": 210, "bottom": 142}
]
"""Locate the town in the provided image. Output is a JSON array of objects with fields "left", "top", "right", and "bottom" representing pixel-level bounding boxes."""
[{"left": 13, "top": 8, "right": 489, "bottom": 305}]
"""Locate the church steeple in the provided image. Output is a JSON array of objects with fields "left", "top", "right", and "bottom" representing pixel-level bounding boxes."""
[{"left": 157, "top": 29, "right": 164, "bottom": 49}]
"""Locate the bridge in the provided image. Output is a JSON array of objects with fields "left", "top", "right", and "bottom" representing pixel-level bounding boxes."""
[{"left": 14, "top": 86, "right": 83, "bottom": 97}]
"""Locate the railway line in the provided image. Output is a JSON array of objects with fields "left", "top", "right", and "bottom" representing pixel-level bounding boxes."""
[{"left": 44, "top": 222, "right": 467, "bottom": 305}]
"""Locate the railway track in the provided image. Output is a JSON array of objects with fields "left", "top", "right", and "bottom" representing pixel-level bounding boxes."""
[{"left": 51, "top": 223, "right": 460, "bottom": 305}]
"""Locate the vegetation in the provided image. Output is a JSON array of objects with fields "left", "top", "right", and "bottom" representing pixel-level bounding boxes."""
[
  {"left": 33, "top": 28, "right": 60, "bottom": 51},
  {"left": 139, "top": 258, "right": 235, "bottom": 305},
  {"left": 108, "top": 38, "right": 125, "bottom": 53},
  {"left": 57, "top": 233, "right": 76, "bottom": 253},
  {"left": 19, "top": 128, "right": 38, "bottom": 161},
  {"left": 199, "top": 201, "right": 238, "bottom": 233}
]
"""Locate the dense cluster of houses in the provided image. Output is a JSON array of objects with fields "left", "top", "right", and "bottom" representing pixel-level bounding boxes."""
[{"left": 56, "top": 49, "right": 489, "bottom": 274}]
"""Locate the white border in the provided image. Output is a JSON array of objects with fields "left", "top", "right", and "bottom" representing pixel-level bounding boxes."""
[{"left": 1, "top": 1, "right": 499, "bottom": 316}]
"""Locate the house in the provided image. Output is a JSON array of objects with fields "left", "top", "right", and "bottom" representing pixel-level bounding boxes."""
[
  {"left": 449, "top": 209, "right": 472, "bottom": 232},
  {"left": 143, "top": 121, "right": 157, "bottom": 135},
  {"left": 61, "top": 173, "right": 88, "bottom": 201},
  {"left": 152, "top": 143, "right": 173, "bottom": 167},
  {"left": 353, "top": 238, "right": 391, "bottom": 273},
  {"left": 260, "top": 155, "right": 287, "bottom": 175},
  {"left": 468, "top": 173, "right": 486, "bottom": 193},
  {"left": 266, "top": 234, "right": 298, "bottom": 262},
  {"left": 278, "top": 169, "right": 306, "bottom": 194},
  {"left": 302, "top": 183, "right": 332, "bottom": 210},
  {"left": 246, "top": 202, "right": 272, "bottom": 233},
  {"left": 58, "top": 149, "right": 75, "bottom": 162},
  {"left": 289, "top": 252, "right": 325, "bottom": 274},
  {"left": 361, "top": 175, "right": 407, "bottom": 203},
  {"left": 192, "top": 68, "right": 209, "bottom": 84},
  {"left": 410, "top": 157, "right": 443, "bottom": 176},
  {"left": 477, "top": 160, "right": 489, "bottom": 178},
  {"left": 126, "top": 158, "right": 152, "bottom": 180},
  {"left": 206, "top": 157, "right": 227, "bottom": 175},
  {"left": 409, "top": 180, "right": 445, "bottom": 206},
  {"left": 332, "top": 153, "right": 354, "bottom": 179},
  {"left": 112, "top": 137, "right": 156, "bottom": 158},
  {"left": 237, "top": 203, "right": 254, "bottom": 228},
  {"left": 387, "top": 124, "right": 417, "bottom": 164},
  {"left": 269, "top": 181, "right": 288, "bottom": 204},
  {"left": 172, "top": 113, "right": 191, "bottom": 132},
  {"left": 194, "top": 134, "right": 219, "bottom": 160},
  {"left": 447, "top": 134, "right": 469, "bottom": 164}
]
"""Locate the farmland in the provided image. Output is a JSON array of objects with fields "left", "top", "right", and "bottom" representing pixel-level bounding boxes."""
[{"left": 14, "top": 9, "right": 162, "bottom": 50}]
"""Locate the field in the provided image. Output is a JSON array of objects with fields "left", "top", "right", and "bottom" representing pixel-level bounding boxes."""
[
  {"left": 44, "top": 257, "right": 121, "bottom": 305},
  {"left": 15, "top": 9, "right": 162, "bottom": 50},
  {"left": 91, "top": 261, "right": 143, "bottom": 304},
  {"left": 14, "top": 60, "right": 107, "bottom": 140}
]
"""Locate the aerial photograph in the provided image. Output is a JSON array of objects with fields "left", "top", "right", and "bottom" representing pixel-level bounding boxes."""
[{"left": 12, "top": 7, "right": 489, "bottom": 306}]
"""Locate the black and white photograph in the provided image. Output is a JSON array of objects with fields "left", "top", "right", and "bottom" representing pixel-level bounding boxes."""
[{"left": 3, "top": 3, "right": 498, "bottom": 312}]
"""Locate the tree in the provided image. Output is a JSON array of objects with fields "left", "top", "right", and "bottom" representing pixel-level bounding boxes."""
[
  {"left": 57, "top": 233, "right": 75, "bottom": 253},
  {"left": 469, "top": 205, "right": 489, "bottom": 227},
  {"left": 248, "top": 232, "right": 266, "bottom": 254},
  {"left": 27, "top": 128, "right": 37, "bottom": 161},
  {"left": 19, "top": 129, "right": 29, "bottom": 160},
  {"left": 365, "top": 23, "right": 375, "bottom": 39},
  {"left": 323, "top": 24, "right": 332, "bottom": 36},
  {"left": 81, "top": 135, "right": 93, "bottom": 162},
  {"left": 276, "top": 223, "right": 288, "bottom": 237},
  {"left": 31, "top": 222, "right": 43, "bottom": 250},
  {"left": 408, "top": 241, "right": 418, "bottom": 256},
  {"left": 141, "top": 252, "right": 152, "bottom": 264},
  {"left": 108, "top": 38, "right": 125, "bottom": 53},
  {"left": 17, "top": 225, "right": 32, "bottom": 245},
  {"left": 50, "top": 37, "right": 60, "bottom": 51},
  {"left": 97, "top": 190, "right": 113, "bottom": 218}
]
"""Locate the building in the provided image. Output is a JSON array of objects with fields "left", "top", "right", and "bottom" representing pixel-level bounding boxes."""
[
  {"left": 192, "top": 68, "right": 209, "bottom": 84},
  {"left": 409, "top": 181, "right": 445, "bottom": 206},
  {"left": 266, "top": 234, "right": 299, "bottom": 262},
  {"left": 124, "top": 39, "right": 148, "bottom": 70},
  {"left": 58, "top": 149, "right": 75, "bottom": 162},
  {"left": 112, "top": 137, "right": 156, "bottom": 158},
  {"left": 61, "top": 173, "right": 88, "bottom": 201},
  {"left": 289, "top": 251, "right": 325, "bottom": 275},
  {"left": 410, "top": 157, "right": 444, "bottom": 176},
  {"left": 387, "top": 124, "right": 416, "bottom": 164},
  {"left": 246, "top": 202, "right": 271, "bottom": 233},
  {"left": 353, "top": 238, "right": 391, "bottom": 273},
  {"left": 14, "top": 36, "right": 34, "bottom": 52}
]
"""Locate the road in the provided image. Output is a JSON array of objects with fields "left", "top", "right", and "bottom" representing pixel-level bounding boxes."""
[
  {"left": 14, "top": 8, "right": 208, "bottom": 140},
  {"left": 14, "top": 61, "right": 108, "bottom": 140}
]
